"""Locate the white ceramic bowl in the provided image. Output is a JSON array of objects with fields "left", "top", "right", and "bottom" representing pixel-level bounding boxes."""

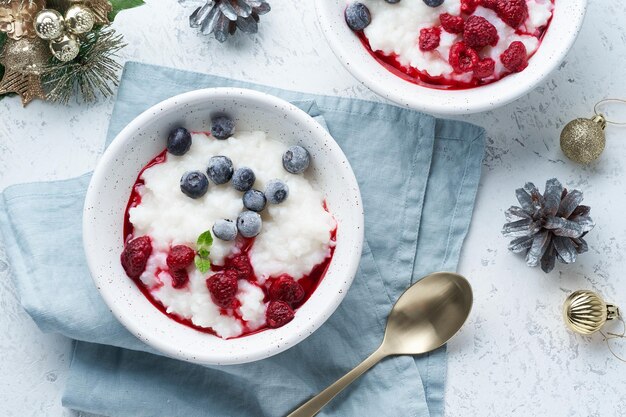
[
  {"left": 316, "top": 0, "right": 587, "bottom": 114},
  {"left": 83, "top": 88, "right": 364, "bottom": 365}
]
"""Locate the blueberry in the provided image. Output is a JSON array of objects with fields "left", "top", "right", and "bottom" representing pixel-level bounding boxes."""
[
  {"left": 243, "top": 189, "right": 267, "bottom": 212},
  {"left": 180, "top": 171, "right": 209, "bottom": 199},
  {"left": 212, "top": 219, "right": 238, "bottom": 241},
  {"left": 211, "top": 115, "right": 235, "bottom": 140},
  {"left": 167, "top": 127, "right": 192, "bottom": 156},
  {"left": 232, "top": 167, "right": 256, "bottom": 192},
  {"left": 385, "top": 0, "right": 401, "bottom": 2},
  {"left": 345, "top": 3, "right": 371, "bottom": 31},
  {"left": 265, "top": 179, "right": 289, "bottom": 204},
  {"left": 282, "top": 145, "right": 310, "bottom": 174},
  {"left": 207, "top": 156, "right": 234, "bottom": 184},
  {"left": 422, "top": 0, "right": 444, "bottom": 7},
  {"left": 237, "top": 211, "right": 262, "bottom": 238}
]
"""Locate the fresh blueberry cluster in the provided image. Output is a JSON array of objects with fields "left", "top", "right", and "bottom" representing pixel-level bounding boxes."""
[{"left": 166, "top": 116, "right": 312, "bottom": 242}]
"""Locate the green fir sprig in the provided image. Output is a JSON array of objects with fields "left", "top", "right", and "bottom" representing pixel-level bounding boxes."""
[{"left": 43, "top": 27, "right": 126, "bottom": 104}]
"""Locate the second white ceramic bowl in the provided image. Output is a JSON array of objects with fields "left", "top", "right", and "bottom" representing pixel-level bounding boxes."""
[
  {"left": 83, "top": 88, "right": 364, "bottom": 365},
  {"left": 315, "top": 0, "right": 587, "bottom": 115}
]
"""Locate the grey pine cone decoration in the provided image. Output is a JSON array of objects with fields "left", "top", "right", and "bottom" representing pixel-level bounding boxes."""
[
  {"left": 186, "top": 0, "right": 271, "bottom": 42},
  {"left": 502, "top": 178, "right": 594, "bottom": 273}
]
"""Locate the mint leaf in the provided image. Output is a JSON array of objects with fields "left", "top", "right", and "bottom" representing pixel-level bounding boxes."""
[
  {"left": 109, "top": 0, "right": 145, "bottom": 21},
  {"left": 194, "top": 229, "right": 213, "bottom": 274},
  {"left": 197, "top": 230, "right": 213, "bottom": 249},
  {"left": 195, "top": 256, "right": 211, "bottom": 274}
]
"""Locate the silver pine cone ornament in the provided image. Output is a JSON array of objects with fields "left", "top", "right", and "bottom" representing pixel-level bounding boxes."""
[
  {"left": 184, "top": 0, "right": 271, "bottom": 42},
  {"left": 502, "top": 178, "right": 594, "bottom": 273}
]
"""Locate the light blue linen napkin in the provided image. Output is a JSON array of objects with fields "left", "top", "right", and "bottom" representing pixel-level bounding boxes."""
[{"left": 0, "top": 62, "right": 485, "bottom": 417}]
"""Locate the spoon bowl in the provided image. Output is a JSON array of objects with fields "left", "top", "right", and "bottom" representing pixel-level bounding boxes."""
[
  {"left": 288, "top": 272, "right": 473, "bottom": 417},
  {"left": 382, "top": 272, "right": 473, "bottom": 355}
]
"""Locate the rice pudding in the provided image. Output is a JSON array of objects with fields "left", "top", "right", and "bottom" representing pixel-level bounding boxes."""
[
  {"left": 345, "top": 0, "right": 554, "bottom": 88},
  {"left": 120, "top": 117, "right": 336, "bottom": 339}
]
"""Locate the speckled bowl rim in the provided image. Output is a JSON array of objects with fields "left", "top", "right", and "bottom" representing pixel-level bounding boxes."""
[
  {"left": 315, "top": 0, "right": 587, "bottom": 115},
  {"left": 83, "top": 88, "right": 364, "bottom": 365}
]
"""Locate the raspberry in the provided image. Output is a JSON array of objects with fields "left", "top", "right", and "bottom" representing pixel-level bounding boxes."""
[
  {"left": 228, "top": 254, "right": 253, "bottom": 280},
  {"left": 166, "top": 245, "right": 195, "bottom": 270},
  {"left": 269, "top": 275, "right": 305, "bottom": 304},
  {"left": 206, "top": 270, "right": 239, "bottom": 309},
  {"left": 439, "top": 13, "right": 465, "bottom": 34},
  {"left": 418, "top": 27, "right": 440, "bottom": 52},
  {"left": 496, "top": 0, "right": 528, "bottom": 28},
  {"left": 120, "top": 236, "right": 152, "bottom": 279},
  {"left": 474, "top": 58, "right": 495, "bottom": 79},
  {"left": 266, "top": 301, "right": 295, "bottom": 328},
  {"left": 449, "top": 42, "right": 479, "bottom": 73},
  {"left": 500, "top": 41, "right": 528, "bottom": 72},
  {"left": 460, "top": 0, "right": 480, "bottom": 14},
  {"left": 463, "top": 15, "right": 498, "bottom": 48},
  {"left": 170, "top": 268, "right": 189, "bottom": 289},
  {"left": 481, "top": 0, "right": 498, "bottom": 9}
]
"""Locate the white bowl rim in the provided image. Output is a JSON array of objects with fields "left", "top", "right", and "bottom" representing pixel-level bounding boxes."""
[
  {"left": 315, "top": 0, "right": 588, "bottom": 115},
  {"left": 83, "top": 87, "right": 364, "bottom": 365}
]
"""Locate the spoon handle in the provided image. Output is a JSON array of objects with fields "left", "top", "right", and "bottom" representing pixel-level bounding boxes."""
[{"left": 286, "top": 347, "right": 387, "bottom": 417}]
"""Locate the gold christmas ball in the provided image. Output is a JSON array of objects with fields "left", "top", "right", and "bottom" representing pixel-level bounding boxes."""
[
  {"left": 64, "top": 4, "right": 95, "bottom": 35},
  {"left": 49, "top": 33, "right": 80, "bottom": 62},
  {"left": 0, "top": 37, "right": 49, "bottom": 75},
  {"left": 34, "top": 9, "right": 65, "bottom": 40},
  {"left": 563, "top": 290, "right": 619, "bottom": 335},
  {"left": 560, "top": 115, "right": 606, "bottom": 164}
]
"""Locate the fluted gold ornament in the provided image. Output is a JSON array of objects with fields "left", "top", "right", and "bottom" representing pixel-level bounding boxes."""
[
  {"left": 0, "top": 0, "right": 45, "bottom": 40},
  {"left": 560, "top": 116, "right": 606, "bottom": 164},
  {"left": 34, "top": 9, "right": 65, "bottom": 40},
  {"left": 50, "top": 32, "right": 80, "bottom": 61},
  {"left": 563, "top": 290, "right": 619, "bottom": 335},
  {"left": 65, "top": 4, "right": 95, "bottom": 35}
]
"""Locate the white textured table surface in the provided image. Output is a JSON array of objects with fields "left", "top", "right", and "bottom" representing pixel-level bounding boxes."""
[{"left": 1, "top": 1, "right": 626, "bottom": 416}]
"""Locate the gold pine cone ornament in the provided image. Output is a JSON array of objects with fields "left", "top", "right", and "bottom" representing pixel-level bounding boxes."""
[{"left": 563, "top": 290, "right": 620, "bottom": 335}]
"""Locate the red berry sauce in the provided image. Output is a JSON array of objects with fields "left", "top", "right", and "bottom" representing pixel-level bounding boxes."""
[{"left": 122, "top": 147, "right": 337, "bottom": 338}]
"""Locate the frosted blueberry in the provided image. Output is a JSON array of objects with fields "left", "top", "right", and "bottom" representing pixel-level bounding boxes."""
[
  {"left": 243, "top": 189, "right": 267, "bottom": 212},
  {"left": 167, "top": 127, "right": 192, "bottom": 156},
  {"left": 212, "top": 219, "right": 238, "bottom": 241},
  {"left": 282, "top": 145, "right": 310, "bottom": 174},
  {"left": 207, "top": 156, "right": 234, "bottom": 184},
  {"left": 211, "top": 115, "right": 235, "bottom": 140},
  {"left": 345, "top": 3, "right": 371, "bottom": 31},
  {"left": 423, "top": 0, "right": 444, "bottom": 7},
  {"left": 265, "top": 179, "right": 289, "bottom": 204},
  {"left": 237, "top": 211, "right": 262, "bottom": 238},
  {"left": 232, "top": 167, "right": 256, "bottom": 191},
  {"left": 180, "top": 171, "right": 209, "bottom": 199}
]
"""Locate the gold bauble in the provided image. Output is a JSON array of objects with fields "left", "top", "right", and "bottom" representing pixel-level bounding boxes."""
[
  {"left": 560, "top": 115, "right": 606, "bottom": 164},
  {"left": 34, "top": 9, "right": 65, "bottom": 40},
  {"left": 563, "top": 290, "right": 619, "bottom": 335},
  {"left": 50, "top": 33, "right": 80, "bottom": 62},
  {"left": 65, "top": 4, "right": 95, "bottom": 35}
]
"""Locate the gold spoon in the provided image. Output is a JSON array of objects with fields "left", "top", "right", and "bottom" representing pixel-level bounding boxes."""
[{"left": 287, "top": 272, "right": 473, "bottom": 417}]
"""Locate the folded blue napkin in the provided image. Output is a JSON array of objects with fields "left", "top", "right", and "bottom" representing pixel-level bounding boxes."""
[{"left": 0, "top": 62, "right": 485, "bottom": 417}]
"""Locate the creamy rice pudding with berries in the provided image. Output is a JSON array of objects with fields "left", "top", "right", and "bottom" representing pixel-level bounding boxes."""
[
  {"left": 120, "top": 115, "right": 336, "bottom": 339},
  {"left": 345, "top": 0, "right": 554, "bottom": 88}
]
